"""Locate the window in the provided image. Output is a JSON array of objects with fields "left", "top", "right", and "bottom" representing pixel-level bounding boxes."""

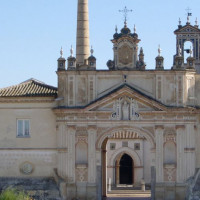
[
  {"left": 17, "top": 119, "right": 30, "bottom": 137},
  {"left": 134, "top": 143, "right": 140, "bottom": 150},
  {"left": 122, "top": 141, "right": 128, "bottom": 147},
  {"left": 110, "top": 143, "right": 116, "bottom": 150}
]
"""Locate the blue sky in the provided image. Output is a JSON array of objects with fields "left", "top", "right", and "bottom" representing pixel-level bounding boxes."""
[{"left": 0, "top": 0, "right": 199, "bottom": 87}]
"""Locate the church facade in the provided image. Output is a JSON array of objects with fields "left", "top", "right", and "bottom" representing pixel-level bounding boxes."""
[{"left": 1, "top": 1, "right": 200, "bottom": 200}]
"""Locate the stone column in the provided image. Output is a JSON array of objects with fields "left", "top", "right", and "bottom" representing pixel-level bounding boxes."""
[
  {"left": 76, "top": 0, "right": 90, "bottom": 66},
  {"left": 87, "top": 126, "right": 97, "bottom": 199},
  {"left": 176, "top": 125, "right": 185, "bottom": 182},
  {"left": 155, "top": 125, "right": 164, "bottom": 182}
]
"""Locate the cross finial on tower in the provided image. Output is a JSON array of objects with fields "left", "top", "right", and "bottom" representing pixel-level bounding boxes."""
[{"left": 119, "top": 6, "right": 133, "bottom": 27}]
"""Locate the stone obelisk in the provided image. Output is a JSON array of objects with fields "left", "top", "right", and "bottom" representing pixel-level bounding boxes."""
[{"left": 76, "top": 0, "right": 90, "bottom": 66}]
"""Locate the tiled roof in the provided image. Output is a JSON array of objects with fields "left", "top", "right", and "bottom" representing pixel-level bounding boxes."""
[{"left": 0, "top": 78, "right": 57, "bottom": 97}]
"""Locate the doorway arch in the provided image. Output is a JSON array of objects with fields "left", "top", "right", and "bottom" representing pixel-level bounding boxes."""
[{"left": 98, "top": 126, "right": 155, "bottom": 198}]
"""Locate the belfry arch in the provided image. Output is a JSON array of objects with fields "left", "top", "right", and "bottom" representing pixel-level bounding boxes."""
[{"left": 98, "top": 126, "right": 155, "bottom": 198}]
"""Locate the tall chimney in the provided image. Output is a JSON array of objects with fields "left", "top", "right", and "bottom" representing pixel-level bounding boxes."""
[{"left": 76, "top": 0, "right": 90, "bottom": 66}]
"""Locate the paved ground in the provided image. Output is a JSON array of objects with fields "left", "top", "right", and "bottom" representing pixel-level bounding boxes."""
[{"left": 107, "top": 198, "right": 151, "bottom": 200}]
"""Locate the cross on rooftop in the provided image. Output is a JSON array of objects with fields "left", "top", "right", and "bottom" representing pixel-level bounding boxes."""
[
  {"left": 119, "top": 6, "right": 133, "bottom": 27},
  {"left": 186, "top": 7, "right": 192, "bottom": 16}
]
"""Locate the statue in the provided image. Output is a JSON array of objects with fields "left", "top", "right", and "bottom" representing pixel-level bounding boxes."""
[{"left": 122, "top": 100, "right": 130, "bottom": 120}]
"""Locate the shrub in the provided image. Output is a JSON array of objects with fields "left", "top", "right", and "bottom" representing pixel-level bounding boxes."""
[{"left": 0, "top": 188, "right": 32, "bottom": 200}]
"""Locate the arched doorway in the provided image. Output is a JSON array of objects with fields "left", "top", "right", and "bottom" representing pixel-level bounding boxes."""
[
  {"left": 119, "top": 154, "right": 133, "bottom": 184},
  {"left": 98, "top": 127, "right": 155, "bottom": 198}
]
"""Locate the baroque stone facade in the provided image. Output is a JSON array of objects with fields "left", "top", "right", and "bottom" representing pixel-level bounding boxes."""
[{"left": 1, "top": 1, "right": 200, "bottom": 200}]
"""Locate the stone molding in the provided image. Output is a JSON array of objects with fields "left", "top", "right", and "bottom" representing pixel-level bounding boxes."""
[
  {"left": 175, "top": 125, "right": 185, "bottom": 130},
  {"left": 155, "top": 125, "right": 164, "bottom": 130}
]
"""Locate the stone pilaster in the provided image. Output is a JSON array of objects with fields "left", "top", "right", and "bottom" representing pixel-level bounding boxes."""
[
  {"left": 185, "top": 124, "right": 196, "bottom": 179},
  {"left": 67, "top": 125, "right": 76, "bottom": 183},
  {"left": 76, "top": 0, "right": 90, "bottom": 66},
  {"left": 196, "top": 125, "right": 200, "bottom": 168},
  {"left": 87, "top": 126, "right": 97, "bottom": 183},
  {"left": 57, "top": 123, "right": 67, "bottom": 178},
  {"left": 155, "top": 125, "right": 164, "bottom": 182},
  {"left": 87, "top": 126, "right": 97, "bottom": 200},
  {"left": 176, "top": 125, "right": 185, "bottom": 182}
]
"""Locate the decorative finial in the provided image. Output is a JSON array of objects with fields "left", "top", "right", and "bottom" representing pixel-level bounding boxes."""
[
  {"left": 134, "top": 24, "right": 136, "bottom": 33},
  {"left": 179, "top": 18, "right": 181, "bottom": 25},
  {"left": 140, "top": 47, "right": 143, "bottom": 54},
  {"left": 187, "top": 15, "right": 190, "bottom": 23},
  {"left": 190, "top": 46, "right": 193, "bottom": 57},
  {"left": 70, "top": 45, "right": 73, "bottom": 57},
  {"left": 119, "top": 6, "right": 133, "bottom": 27},
  {"left": 115, "top": 25, "right": 118, "bottom": 33},
  {"left": 178, "top": 45, "right": 182, "bottom": 56},
  {"left": 158, "top": 45, "right": 162, "bottom": 56},
  {"left": 60, "top": 47, "right": 63, "bottom": 58},
  {"left": 195, "top": 18, "right": 198, "bottom": 25},
  {"left": 90, "top": 46, "right": 94, "bottom": 56}
]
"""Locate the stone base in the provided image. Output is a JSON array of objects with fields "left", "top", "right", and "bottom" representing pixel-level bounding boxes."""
[
  {"left": 155, "top": 183, "right": 186, "bottom": 200},
  {"left": 66, "top": 182, "right": 97, "bottom": 200},
  {"left": 87, "top": 184, "right": 97, "bottom": 200},
  {"left": 66, "top": 183, "right": 76, "bottom": 200},
  {"left": 76, "top": 182, "right": 87, "bottom": 200}
]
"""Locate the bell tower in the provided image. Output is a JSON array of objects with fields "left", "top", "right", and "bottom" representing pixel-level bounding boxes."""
[
  {"left": 107, "top": 7, "right": 143, "bottom": 70},
  {"left": 174, "top": 14, "right": 200, "bottom": 72}
]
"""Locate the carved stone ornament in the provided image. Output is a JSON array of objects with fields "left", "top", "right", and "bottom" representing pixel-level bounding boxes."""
[
  {"left": 111, "top": 97, "right": 140, "bottom": 120},
  {"left": 164, "top": 164, "right": 176, "bottom": 182},
  {"left": 20, "top": 161, "right": 34, "bottom": 175},
  {"left": 76, "top": 164, "right": 88, "bottom": 182},
  {"left": 118, "top": 44, "right": 133, "bottom": 65},
  {"left": 164, "top": 132, "right": 176, "bottom": 143}
]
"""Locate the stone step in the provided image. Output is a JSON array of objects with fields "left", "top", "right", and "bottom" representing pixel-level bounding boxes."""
[
  {"left": 107, "top": 193, "right": 151, "bottom": 198},
  {"left": 107, "top": 190, "right": 151, "bottom": 198},
  {"left": 109, "top": 190, "right": 151, "bottom": 194}
]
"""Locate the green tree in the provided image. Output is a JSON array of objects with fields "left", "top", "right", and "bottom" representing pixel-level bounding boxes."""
[{"left": 0, "top": 188, "right": 32, "bottom": 200}]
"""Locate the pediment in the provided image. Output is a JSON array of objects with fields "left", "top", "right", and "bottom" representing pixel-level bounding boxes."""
[
  {"left": 174, "top": 25, "right": 200, "bottom": 34},
  {"left": 85, "top": 84, "right": 167, "bottom": 114}
]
